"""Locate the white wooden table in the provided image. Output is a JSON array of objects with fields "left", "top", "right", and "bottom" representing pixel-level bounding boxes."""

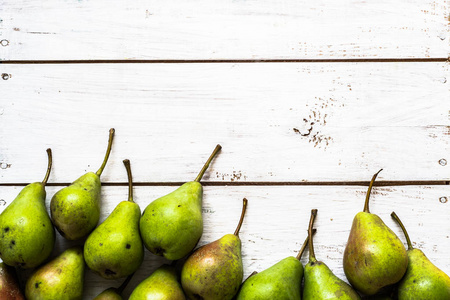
[{"left": 1, "top": 0, "right": 449, "bottom": 298}]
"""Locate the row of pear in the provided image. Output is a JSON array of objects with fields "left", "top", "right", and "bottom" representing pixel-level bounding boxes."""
[{"left": 0, "top": 128, "right": 449, "bottom": 299}]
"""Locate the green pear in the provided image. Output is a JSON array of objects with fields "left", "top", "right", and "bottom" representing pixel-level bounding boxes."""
[
  {"left": 84, "top": 159, "right": 144, "bottom": 279},
  {"left": 181, "top": 198, "right": 247, "bottom": 300},
  {"left": 236, "top": 230, "right": 315, "bottom": 300},
  {"left": 93, "top": 273, "right": 134, "bottom": 300},
  {"left": 140, "top": 145, "right": 221, "bottom": 261},
  {"left": 0, "top": 149, "right": 55, "bottom": 268},
  {"left": 391, "top": 212, "right": 450, "bottom": 299},
  {"left": 0, "top": 262, "right": 25, "bottom": 299},
  {"left": 343, "top": 170, "right": 408, "bottom": 295},
  {"left": 25, "top": 247, "right": 85, "bottom": 300},
  {"left": 51, "top": 128, "right": 115, "bottom": 240},
  {"left": 303, "top": 209, "right": 361, "bottom": 300},
  {"left": 129, "top": 264, "right": 186, "bottom": 300}
]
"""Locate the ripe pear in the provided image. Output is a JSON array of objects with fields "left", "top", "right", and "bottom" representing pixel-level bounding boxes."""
[
  {"left": 343, "top": 170, "right": 408, "bottom": 295},
  {"left": 0, "top": 262, "right": 25, "bottom": 299},
  {"left": 129, "top": 264, "right": 186, "bottom": 300},
  {"left": 236, "top": 230, "right": 315, "bottom": 300},
  {"left": 84, "top": 159, "right": 144, "bottom": 279},
  {"left": 25, "top": 247, "right": 85, "bottom": 300},
  {"left": 140, "top": 144, "right": 221, "bottom": 260},
  {"left": 391, "top": 212, "right": 450, "bottom": 299},
  {"left": 51, "top": 128, "right": 115, "bottom": 240},
  {"left": 303, "top": 209, "right": 361, "bottom": 300},
  {"left": 0, "top": 149, "right": 55, "bottom": 268},
  {"left": 181, "top": 198, "right": 247, "bottom": 300},
  {"left": 93, "top": 273, "right": 134, "bottom": 300}
]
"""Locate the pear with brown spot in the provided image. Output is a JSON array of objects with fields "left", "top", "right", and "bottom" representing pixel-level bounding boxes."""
[
  {"left": 25, "top": 247, "right": 85, "bottom": 300},
  {"left": 0, "top": 149, "right": 55, "bottom": 268},
  {"left": 51, "top": 128, "right": 115, "bottom": 240},
  {"left": 343, "top": 170, "right": 408, "bottom": 295},
  {"left": 181, "top": 198, "right": 247, "bottom": 300},
  {"left": 84, "top": 159, "right": 143, "bottom": 279}
]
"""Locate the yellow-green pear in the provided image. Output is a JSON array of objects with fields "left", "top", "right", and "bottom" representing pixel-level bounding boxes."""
[
  {"left": 129, "top": 264, "right": 186, "bottom": 300},
  {"left": 51, "top": 128, "right": 115, "bottom": 240},
  {"left": 181, "top": 198, "right": 247, "bottom": 300},
  {"left": 343, "top": 170, "right": 408, "bottom": 295},
  {"left": 391, "top": 212, "right": 450, "bottom": 300},
  {"left": 93, "top": 273, "right": 134, "bottom": 300},
  {"left": 303, "top": 209, "right": 361, "bottom": 300},
  {"left": 25, "top": 247, "right": 85, "bottom": 300},
  {"left": 84, "top": 159, "right": 144, "bottom": 279},
  {"left": 236, "top": 230, "right": 314, "bottom": 300},
  {"left": 0, "top": 149, "right": 55, "bottom": 268},
  {"left": 140, "top": 145, "right": 221, "bottom": 261}
]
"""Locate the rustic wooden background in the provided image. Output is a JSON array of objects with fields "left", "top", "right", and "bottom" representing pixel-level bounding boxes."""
[{"left": 1, "top": 0, "right": 449, "bottom": 298}]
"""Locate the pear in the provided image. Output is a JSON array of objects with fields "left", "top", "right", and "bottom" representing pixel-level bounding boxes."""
[
  {"left": 303, "top": 209, "right": 361, "bottom": 300},
  {"left": 129, "top": 264, "right": 186, "bottom": 300},
  {"left": 0, "top": 262, "right": 25, "bottom": 299},
  {"left": 93, "top": 273, "right": 134, "bottom": 300},
  {"left": 140, "top": 144, "right": 221, "bottom": 260},
  {"left": 0, "top": 149, "right": 55, "bottom": 268},
  {"left": 84, "top": 159, "right": 144, "bottom": 279},
  {"left": 51, "top": 128, "right": 115, "bottom": 240},
  {"left": 391, "top": 212, "right": 450, "bottom": 299},
  {"left": 181, "top": 198, "right": 247, "bottom": 300},
  {"left": 343, "top": 170, "right": 408, "bottom": 295},
  {"left": 236, "top": 229, "right": 315, "bottom": 300},
  {"left": 25, "top": 247, "right": 85, "bottom": 300}
]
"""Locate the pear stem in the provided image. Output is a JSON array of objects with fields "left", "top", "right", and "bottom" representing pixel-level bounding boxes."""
[
  {"left": 234, "top": 198, "right": 248, "bottom": 236},
  {"left": 296, "top": 228, "right": 316, "bottom": 260},
  {"left": 363, "top": 169, "right": 383, "bottom": 213},
  {"left": 308, "top": 209, "right": 318, "bottom": 263},
  {"left": 96, "top": 128, "right": 115, "bottom": 177},
  {"left": 123, "top": 159, "right": 134, "bottom": 203},
  {"left": 117, "top": 273, "right": 134, "bottom": 295},
  {"left": 391, "top": 212, "right": 413, "bottom": 250},
  {"left": 194, "top": 144, "right": 222, "bottom": 182},
  {"left": 42, "top": 148, "right": 52, "bottom": 186}
]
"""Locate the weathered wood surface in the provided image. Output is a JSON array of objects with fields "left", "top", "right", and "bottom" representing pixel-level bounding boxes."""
[
  {"left": 0, "top": 63, "right": 449, "bottom": 183},
  {"left": 0, "top": 185, "right": 448, "bottom": 298},
  {"left": 0, "top": 0, "right": 449, "bottom": 60}
]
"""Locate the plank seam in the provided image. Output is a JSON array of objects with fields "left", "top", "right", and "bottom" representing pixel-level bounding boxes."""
[
  {"left": 1, "top": 58, "right": 449, "bottom": 64},
  {"left": 0, "top": 181, "right": 448, "bottom": 187}
]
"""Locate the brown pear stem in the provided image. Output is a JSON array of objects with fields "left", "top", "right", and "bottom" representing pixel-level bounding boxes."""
[
  {"left": 96, "top": 128, "right": 115, "bottom": 177},
  {"left": 363, "top": 169, "right": 383, "bottom": 213},
  {"left": 234, "top": 198, "right": 248, "bottom": 236},
  {"left": 308, "top": 209, "right": 318, "bottom": 263},
  {"left": 194, "top": 144, "right": 222, "bottom": 182},
  {"left": 117, "top": 273, "right": 134, "bottom": 295},
  {"left": 123, "top": 159, "right": 134, "bottom": 203},
  {"left": 296, "top": 228, "right": 316, "bottom": 260},
  {"left": 391, "top": 212, "right": 413, "bottom": 250},
  {"left": 42, "top": 148, "right": 52, "bottom": 186}
]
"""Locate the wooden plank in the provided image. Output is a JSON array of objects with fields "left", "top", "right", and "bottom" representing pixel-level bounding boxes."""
[
  {"left": 0, "top": 62, "right": 448, "bottom": 183},
  {"left": 0, "top": 185, "right": 448, "bottom": 298},
  {"left": 1, "top": 0, "right": 449, "bottom": 60}
]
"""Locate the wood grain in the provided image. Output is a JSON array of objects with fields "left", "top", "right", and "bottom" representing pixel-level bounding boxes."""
[
  {"left": 0, "top": 63, "right": 448, "bottom": 183},
  {"left": 1, "top": 0, "right": 449, "bottom": 60},
  {"left": 0, "top": 185, "right": 448, "bottom": 298}
]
